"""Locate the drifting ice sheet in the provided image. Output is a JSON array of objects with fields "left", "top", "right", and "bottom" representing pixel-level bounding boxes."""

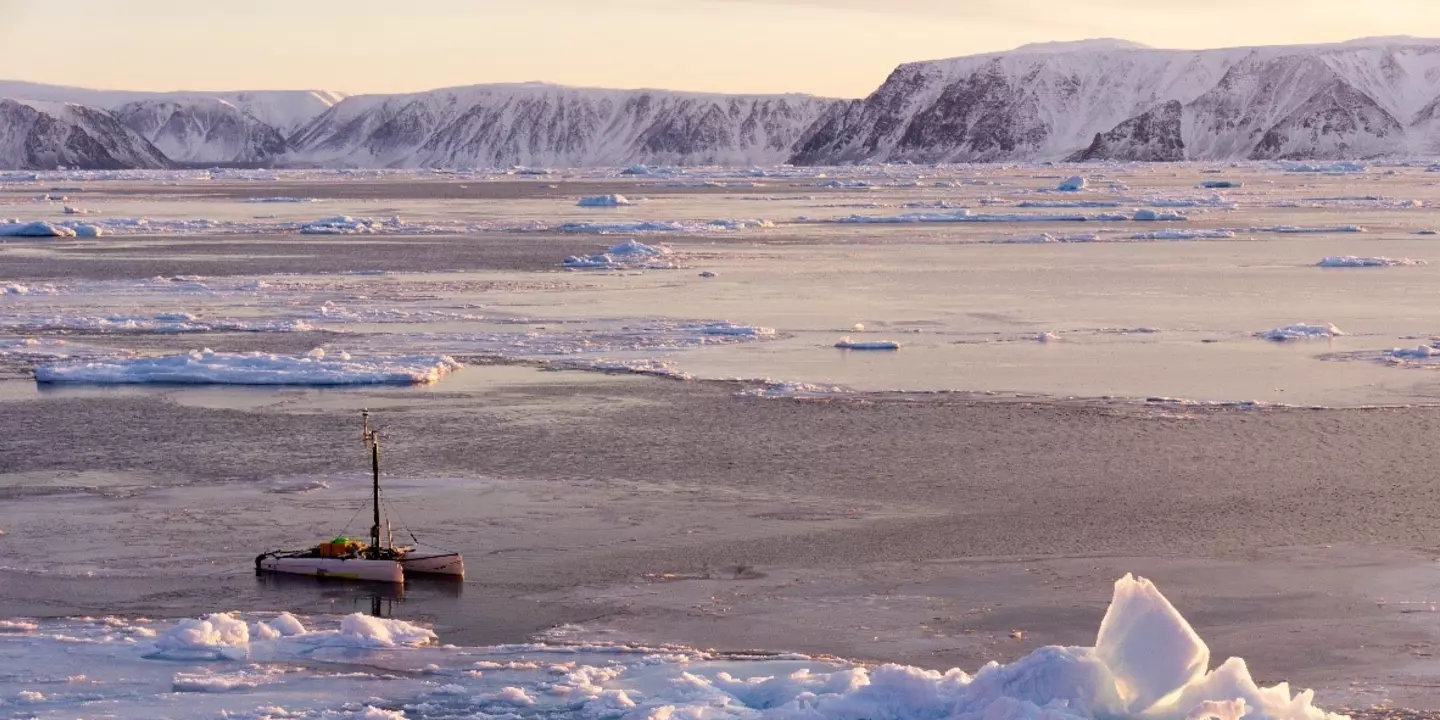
[
  {"left": 0, "top": 574, "right": 1342, "bottom": 720},
  {"left": 1316, "top": 256, "right": 1426, "bottom": 267},
  {"left": 1256, "top": 323, "right": 1345, "bottom": 341},
  {"left": 835, "top": 336, "right": 901, "bottom": 350},
  {"left": 0, "top": 221, "right": 76, "bottom": 238},
  {"left": 576, "top": 194, "right": 635, "bottom": 207},
  {"left": 34, "top": 348, "right": 462, "bottom": 385}
]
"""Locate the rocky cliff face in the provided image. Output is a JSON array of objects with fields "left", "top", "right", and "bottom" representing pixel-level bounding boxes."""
[
  {"left": 0, "top": 99, "right": 170, "bottom": 170},
  {"left": 287, "top": 84, "right": 839, "bottom": 168},
  {"left": 791, "top": 38, "right": 1440, "bottom": 164},
  {"left": 112, "top": 98, "right": 290, "bottom": 164}
]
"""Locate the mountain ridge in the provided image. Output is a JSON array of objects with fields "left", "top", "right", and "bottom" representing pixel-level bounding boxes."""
[{"left": 9, "top": 36, "right": 1440, "bottom": 169}]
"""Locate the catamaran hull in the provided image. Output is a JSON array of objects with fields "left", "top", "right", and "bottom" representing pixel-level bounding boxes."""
[
  {"left": 400, "top": 552, "right": 465, "bottom": 578},
  {"left": 258, "top": 556, "right": 403, "bottom": 583}
]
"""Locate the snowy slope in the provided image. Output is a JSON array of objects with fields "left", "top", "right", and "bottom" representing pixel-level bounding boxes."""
[
  {"left": 289, "top": 83, "right": 840, "bottom": 168},
  {"left": 792, "top": 38, "right": 1440, "bottom": 164},
  {"left": 112, "top": 98, "right": 289, "bottom": 164},
  {"left": 0, "top": 99, "right": 170, "bottom": 170}
]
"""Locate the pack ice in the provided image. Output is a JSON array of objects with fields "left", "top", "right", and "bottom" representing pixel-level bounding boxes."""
[
  {"left": 0, "top": 575, "right": 1339, "bottom": 719},
  {"left": 33, "top": 348, "right": 462, "bottom": 385}
]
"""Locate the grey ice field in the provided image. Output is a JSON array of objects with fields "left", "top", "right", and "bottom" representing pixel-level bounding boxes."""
[{"left": 5, "top": 162, "right": 1440, "bottom": 717}]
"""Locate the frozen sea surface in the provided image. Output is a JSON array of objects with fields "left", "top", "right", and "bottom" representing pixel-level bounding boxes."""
[
  {"left": 7, "top": 163, "right": 1440, "bottom": 404},
  {"left": 0, "top": 575, "right": 1341, "bottom": 720}
]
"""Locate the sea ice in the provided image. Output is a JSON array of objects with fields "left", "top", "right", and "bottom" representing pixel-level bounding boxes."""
[
  {"left": 0, "top": 221, "right": 76, "bottom": 238},
  {"left": 992, "top": 232, "right": 1102, "bottom": 243},
  {"left": 1, "top": 312, "right": 313, "bottom": 334},
  {"left": 1261, "top": 225, "right": 1366, "bottom": 234},
  {"left": 1316, "top": 256, "right": 1425, "bottom": 267},
  {"left": 65, "top": 222, "right": 104, "bottom": 237},
  {"left": 563, "top": 239, "right": 678, "bottom": 269},
  {"left": 34, "top": 348, "right": 462, "bottom": 385},
  {"left": 299, "top": 216, "right": 389, "bottom": 234},
  {"left": 1255, "top": 324, "right": 1345, "bottom": 341},
  {"left": 835, "top": 337, "right": 901, "bottom": 350},
  {"left": 337, "top": 614, "right": 436, "bottom": 647},
  {"left": 1200, "top": 180, "right": 1242, "bottom": 189},
  {"left": 0, "top": 576, "right": 1344, "bottom": 720},
  {"left": 1018, "top": 200, "right": 1122, "bottom": 208},
  {"left": 1129, "top": 230, "right": 1236, "bottom": 240},
  {"left": 576, "top": 194, "right": 635, "bottom": 207},
  {"left": 1057, "top": 175, "right": 1088, "bottom": 191},
  {"left": 150, "top": 613, "right": 251, "bottom": 660},
  {"left": 1281, "top": 161, "right": 1366, "bottom": 173},
  {"left": 1388, "top": 345, "right": 1440, "bottom": 360},
  {"left": 1132, "top": 209, "right": 1187, "bottom": 221}
]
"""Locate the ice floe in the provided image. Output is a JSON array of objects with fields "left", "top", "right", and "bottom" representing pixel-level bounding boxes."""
[
  {"left": 1386, "top": 345, "right": 1440, "bottom": 362},
  {"left": 991, "top": 232, "right": 1102, "bottom": 243},
  {"left": 1280, "top": 161, "right": 1366, "bottom": 173},
  {"left": 1260, "top": 225, "right": 1366, "bottom": 234},
  {"left": 1128, "top": 229, "right": 1237, "bottom": 240},
  {"left": 0, "top": 574, "right": 1343, "bottom": 720},
  {"left": 0, "top": 221, "right": 75, "bottom": 238},
  {"left": 563, "top": 239, "right": 679, "bottom": 269},
  {"left": 34, "top": 348, "right": 462, "bottom": 385},
  {"left": 831, "top": 209, "right": 1184, "bottom": 224},
  {"left": 558, "top": 219, "right": 772, "bottom": 234},
  {"left": 1255, "top": 323, "right": 1345, "bottom": 341},
  {"left": 1057, "top": 175, "right": 1088, "bottom": 191},
  {"left": 835, "top": 337, "right": 900, "bottom": 350},
  {"left": 299, "top": 215, "right": 393, "bottom": 234},
  {"left": 576, "top": 194, "right": 635, "bottom": 207},
  {"left": 1316, "top": 256, "right": 1426, "bottom": 267},
  {"left": 1, "top": 313, "right": 314, "bottom": 334},
  {"left": 1132, "top": 209, "right": 1187, "bottom": 221}
]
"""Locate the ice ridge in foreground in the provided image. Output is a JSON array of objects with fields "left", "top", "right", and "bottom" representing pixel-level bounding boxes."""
[
  {"left": 0, "top": 575, "right": 1340, "bottom": 719},
  {"left": 33, "top": 348, "right": 462, "bottom": 385}
]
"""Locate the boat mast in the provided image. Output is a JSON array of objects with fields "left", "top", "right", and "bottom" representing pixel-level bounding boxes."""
[{"left": 363, "top": 410, "right": 382, "bottom": 554}]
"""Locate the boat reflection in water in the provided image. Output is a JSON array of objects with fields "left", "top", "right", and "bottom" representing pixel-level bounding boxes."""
[{"left": 256, "top": 569, "right": 462, "bottom": 617}]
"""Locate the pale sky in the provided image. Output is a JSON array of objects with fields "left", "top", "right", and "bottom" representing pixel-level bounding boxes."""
[{"left": 4, "top": 0, "right": 1440, "bottom": 98}]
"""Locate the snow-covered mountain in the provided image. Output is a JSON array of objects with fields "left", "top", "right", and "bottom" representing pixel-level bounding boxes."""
[
  {"left": 288, "top": 83, "right": 838, "bottom": 167},
  {"left": 792, "top": 37, "right": 1440, "bottom": 164},
  {"left": 0, "top": 99, "right": 170, "bottom": 170},
  {"left": 11, "top": 37, "right": 1440, "bottom": 169},
  {"left": 111, "top": 98, "right": 290, "bottom": 164},
  {"left": 0, "top": 81, "right": 342, "bottom": 167},
  {"left": 0, "top": 81, "right": 342, "bottom": 136}
]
